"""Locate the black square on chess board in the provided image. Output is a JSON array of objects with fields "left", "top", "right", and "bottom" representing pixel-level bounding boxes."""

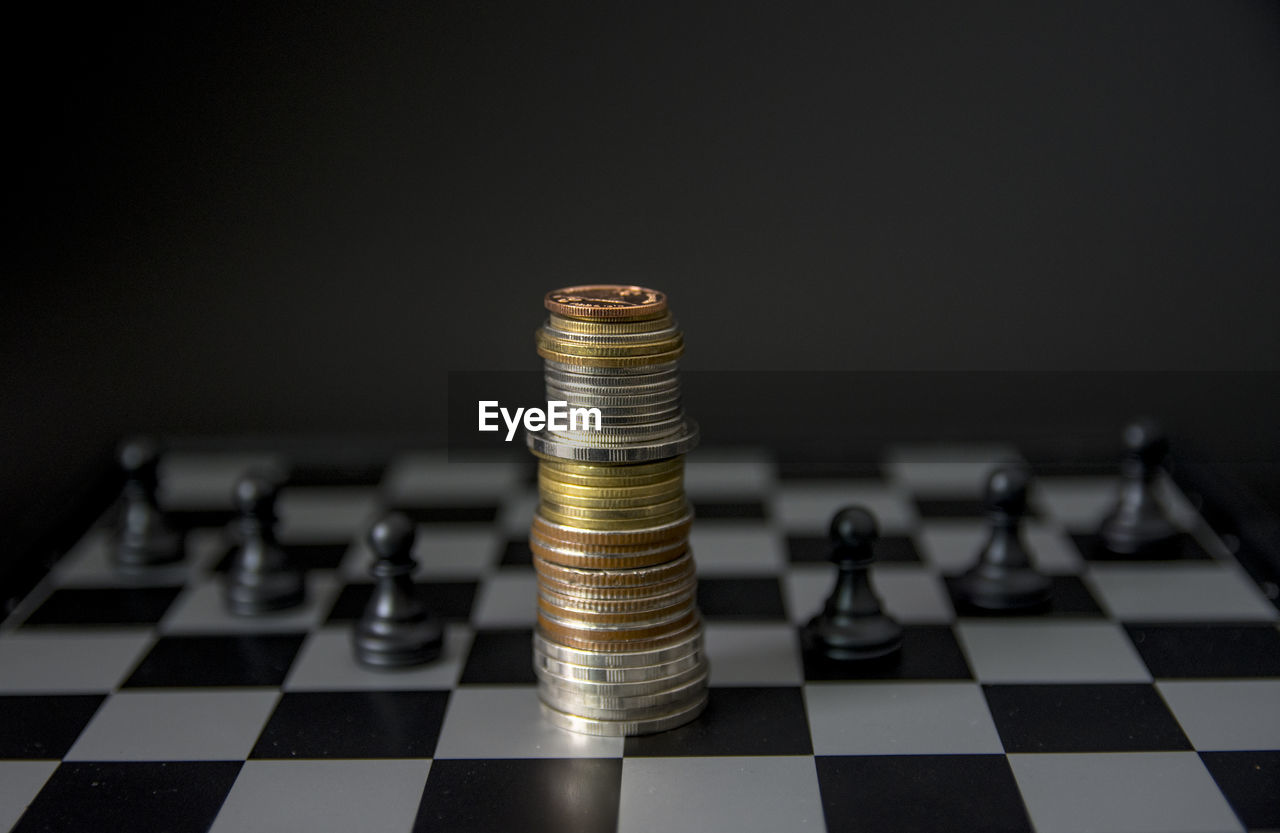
[
  {"left": 787, "top": 534, "right": 922, "bottom": 564},
  {"left": 250, "top": 691, "right": 449, "bottom": 759},
  {"left": 2, "top": 444, "right": 1277, "bottom": 833},
  {"left": 10, "top": 761, "right": 242, "bottom": 833},
  {"left": 325, "top": 581, "right": 478, "bottom": 623},
  {"left": 802, "top": 625, "right": 974, "bottom": 681},
  {"left": 624, "top": 687, "right": 813, "bottom": 757},
  {"left": 1199, "top": 750, "right": 1280, "bottom": 830},
  {"left": 815, "top": 755, "right": 1033, "bottom": 833},
  {"left": 1124, "top": 623, "right": 1280, "bottom": 678},
  {"left": 209, "top": 542, "right": 350, "bottom": 573},
  {"left": 0, "top": 695, "right": 105, "bottom": 759},
  {"left": 983, "top": 684, "right": 1191, "bottom": 753},
  {"left": 123, "top": 634, "right": 306, "bottom": 687},
  {"left": 414, "top": 758, "right": 622, "bottom": 833},
  {"left": 944, "top": 574, "right": 1105, "bottom": 617},
  {"left": 696, "top": 577, "right": 788, "bottom": 620},
  {"left": 23, "top": 587, "right": 181, "bottom": 626}
]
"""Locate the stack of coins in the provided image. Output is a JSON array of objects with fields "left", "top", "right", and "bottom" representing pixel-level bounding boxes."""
[{"left": 527, "top": 285, "right": 708, "bottom": 736}]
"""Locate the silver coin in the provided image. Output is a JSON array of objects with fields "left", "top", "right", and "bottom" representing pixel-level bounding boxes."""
[
  {"left": 533, "top": 628, "right": 703, "bottom": 668},
  {"left": 543, "top": 396, "right": 683, "bottom": 418},
  {"left": 533, "top": 647, "right": 704, "bottom": 683},
  {"left": 539, "top": 584, "right": 696, "bottom": 613},
  {"left": 538, "top": 691, "right": 707, "bottom": 736},
  {"left": 543, "top": 387, "right": 682, "bottom": 410},
  {"left": 538, "top": 670, "right": 707, "bottom": 713},
  {"left": 539, "top": 590, "right": 697, "bottom": 620},
  {"left": 526, "top": 423, "right": 700, "bottom": 462},
  {"left": 548, "top": 414, "right": 688, "bottom": 444},
  {"left": 543, "top": 377, "right": 681, "bottom": 397},
  {"left": 543, "top": 360, "right": 680, "bottom": 378},
  {"left": 591, "top": 407, "right": 686, "bottom": 427},
  {"left": 535, "top": 659, "right": 707, "bottom": 698}
]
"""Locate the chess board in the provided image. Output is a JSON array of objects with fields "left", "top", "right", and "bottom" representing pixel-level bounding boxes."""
[{"left": 2, "top": 445, "right": 1278, "bottom": 833}]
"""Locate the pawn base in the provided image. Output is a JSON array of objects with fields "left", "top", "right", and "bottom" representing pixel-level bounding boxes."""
[
  {"left": 353, "top": 615, "right": 444, "bottom": 668},
  {"left": 114, "top": 531, "right": 186, "bottom": 571},
  {"left": 955, "top": 566, "right": 1052, "bottom": 611},
  {"left": 1099, "top": 513, "right": 1178, "bottom": 556},
  {"left": 802, "top": 613, "right": 903, "bottom": 661},
  {"left": 224, "top": 572, "right": 306, "bottom": 616}
]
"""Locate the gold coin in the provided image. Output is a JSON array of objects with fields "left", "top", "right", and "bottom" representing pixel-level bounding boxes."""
[
  {"left": 531, "top": 551, "right": 695, "bottom": 587},
  {"left": 528, "top": 528, "right": 688, "bottom": 556},
  {"left": 547, "top": 313, "right": 675, "bottom": 335},
  {"left": 530, "top": 539, "right": 687, "bottom": 570},
  {"left": 531, "top": 511, "right": 693, "bottom": 545},
  {"left": 536, "top": 331, "right": 685, "bottom": 358},
  {"left": 540, "top": 496, "right": 687, "bottom": 521},
  {"left": 537, "top": 474, "right": 683, "bottom": 500},
  {"left": 535, "top": 507, "right": 691, "bottom": 530},
  {"left": 538, "top": 488, "right": 685, "bottom": 510},
  {"left": 537, "top": 345, "right": 684, "bottom": 368},
  {"left": 544, "top": 285, "right": 668, "bottom": 321}
]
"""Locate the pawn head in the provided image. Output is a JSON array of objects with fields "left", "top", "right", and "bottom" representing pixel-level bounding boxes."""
[
  {"left": 829, "top": 505, "right": 879, "bottom": 549},
  {"left": 118, "top": 437, "right": 161, "bottom": 475},
  {"left": 1122, "top": 418, "right": 1169, "bottom": 465},
  {"left": 233, "top": 469, "right": 283, "bottom": 516},
  {"left": 985, "top": 464, "right": 1031, "bottom": 515},
  {"left": 368, "top": 512, "right": 416, "bottom": 559}
]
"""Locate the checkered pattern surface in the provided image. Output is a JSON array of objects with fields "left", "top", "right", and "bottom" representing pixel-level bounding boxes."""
[{"left": 2, "top": 446, "right": 1278, "bottom": 833}]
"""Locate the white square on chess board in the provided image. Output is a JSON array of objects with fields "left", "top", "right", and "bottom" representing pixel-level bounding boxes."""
[
  {"left": 957, "top": 621, "right": 1152, "bottom": 683},
  {"left": 1086, "top": 564, "right": 1278, "bottom": 621},
  {"left": 885, "top": 445, "right": 1025, "bottom": 496},
  {"left": 382, "top": 453, "right": 523, "bottom": 502},
  {"left": 771, "top": 481, "right": 917, "bottom": 535},
  {"left": 434, "top": 686, "right": 623, "bottom": 759},
  {"left": 65, "top": 690, "right": 280, "bottom": 761},
  {"left": 618, "top": 756, "right": 825, "bottom": 833},
  {"left": 209, "top": 760, "right": 433, "bottom": 833},
  {"left": 805, "top": 682, "right": 1004, "bottom": 755}
]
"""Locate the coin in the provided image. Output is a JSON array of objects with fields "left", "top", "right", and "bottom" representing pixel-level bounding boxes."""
[
  {"left": 527, "top": 422, "right": 699, "bottom": 463},
  {"left": 548, "top": 312, "right": 674, "bottom": 335},
  {"left": 531, "top": 511, "right": 692, "bottom": 546},
  {"left": 535, "top": 660, "right": 704, "bottom": 696},
  {"left": 534, "top": 650, "right": 703, "bottom": 684},
  {"left": 530, "top": 541, "right": 688, "bottom": 570},
  {"left": 536, "top": 610, "right": 701, "bottom": 651},
  {"left": 531, "top": 551, "right": 695, "bottom": 587},
  {"left": 536, "top": 474, "right": 683, "bottom": 499},
  {"left": 537, "top": 692, "right": 708, "bottom": 736},
  {"left": 544, "top": 285, "right": 668, "bottom": 321},
  {"left": 537, "top": 671, "right": 707, "bottom": 714}
]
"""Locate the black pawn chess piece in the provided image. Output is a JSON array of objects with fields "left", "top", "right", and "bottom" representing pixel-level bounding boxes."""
[
  {"left": 353, "top": 513, "right": 443, "bottom": 667},
  {"left": 954, "top": 464, "right": 1053, "bottom": 611},
  {"left": 1099, "top": 419, "right": 1178, "bottom": 555},
  {"left": 114, "top": 437, "right": 184, "bottom": 570},
  {"left": 224, "top": 470, "right": 306, "bottom": 615},
  {"left": 802, "top": 506, "right": 903, "bottom": 661}
]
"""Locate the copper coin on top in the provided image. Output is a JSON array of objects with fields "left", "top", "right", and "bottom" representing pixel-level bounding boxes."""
[{"left": 545, "top": 285, "right": 668, "bottom": 321}]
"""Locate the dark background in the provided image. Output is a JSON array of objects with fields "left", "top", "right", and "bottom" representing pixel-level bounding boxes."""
[{"left": 5, "top": 2, "right": 1279, "bottom": 578}]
